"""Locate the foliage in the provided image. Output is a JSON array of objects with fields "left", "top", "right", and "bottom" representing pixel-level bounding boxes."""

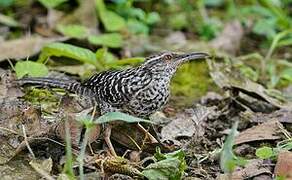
[
  {"left": 38, "top": 0, "right": 68, "bottom": 9},
  {"left": 220, "top": 121, "right": 247, "bottom": 173},
  {"left": 56, "top": 24, "right": 89, "bottom": 39},
  {"left": 142, "top": 148, "right": 187, "bottom": 180},
  {"left": 95, "top": 0, "right": 126, "bottom": 32},
  {"left": 93, "top": 111, "right": 153, "bottom": 124},
  {"left": 62, "top": 118, "right": 75, "bottom": 180},
  {"left": 15, "top": 61, "right": 49, "bottom": 78},
  {"left": 38, "top": 42, "right": 101, "bottom": 68},
  {"left": 255, "top": 146, "right": 274, "bottom": 159},
  {"left": 88, "top": 33, "right": 123, "bottom": 48},
  {"left": 95, "top": 0, "right": 160, "bottom": 34},
  {"left": 37, "top": 42, "right": 144, "bottom": 72},
  {"left": 0, "top": 0, "right": 14, "bottom": 7},
  {"left": 239, "top": 0, "right": 292, "bottom": 40},
  {"left": 107, "top": 0, "right": 160, "bottom": 34},
  {"left": 256, "top": 139, "right": 292, "bottom": 160},
  {"left": 236, "top": 29, "right": 292, "bottom": 89}
]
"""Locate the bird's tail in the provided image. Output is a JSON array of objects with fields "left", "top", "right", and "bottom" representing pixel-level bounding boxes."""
[{"left": 17, "top": 77, "right": 95, "bottom": 97}]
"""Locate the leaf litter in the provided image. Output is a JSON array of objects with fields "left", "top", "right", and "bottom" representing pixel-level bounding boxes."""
[{"left": 0, "top": 52, "right": 291, "bottom": 179}]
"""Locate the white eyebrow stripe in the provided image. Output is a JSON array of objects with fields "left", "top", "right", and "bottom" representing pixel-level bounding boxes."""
[{"left": 147, "top": 54, "right": 165, "bottom": 62}]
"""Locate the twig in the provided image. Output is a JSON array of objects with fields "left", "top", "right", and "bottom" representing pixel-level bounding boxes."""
[
  {"left": 0, "top": 126, "right": 19, "bottom": 135},
  {"left": 22, "top": 124, "right": 35, "bottom": 158}
]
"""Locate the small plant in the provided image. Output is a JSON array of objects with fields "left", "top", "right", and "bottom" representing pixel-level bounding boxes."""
[
  {"left": 220, "top": 121, "right": 247, "bottom": 173},
  {"left": 142, "top": 147, "right": 187, "bottom": 180},
  {"left": 96, "top": 0, "right": 160, "bottom": 35},
  {"left": 256, "top": 139, "right": 292, "bottom": 160}
]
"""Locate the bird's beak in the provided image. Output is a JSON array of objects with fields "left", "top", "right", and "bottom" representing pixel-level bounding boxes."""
[{"left": 174, "top": 52, "right": 210, "bottom": 64}]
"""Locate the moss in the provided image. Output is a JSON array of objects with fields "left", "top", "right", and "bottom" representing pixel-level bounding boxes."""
[
  {"left": 170, "top": 61, "right": 217, "bottom": 106},
  {"left": 23, "top": 88, "right": 60, "bottom": 113}
]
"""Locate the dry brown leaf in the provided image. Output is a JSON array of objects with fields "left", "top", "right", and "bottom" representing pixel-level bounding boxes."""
[
  {"left": 0, "top": 70, "right": 23, "bottom": 98},
  {"left": 111, "top": 123, "right": 172, "bottom": 153},
  {"left": 246, "top": 109, "right": 292, "bottom": 123},
  {"left": 160, "top": 106, "right": 212, "bottom": 146},
  {"left": 0, "top": 36, "right": 67, "bottom": 62},
  {"left": 218, "top": 159, "right": 272, "bottom": 180},
  {"left": 235, "top": 120, "right": 283, "bottom": 145},
  {"left": 58, "top": 0, "right": 97, "bottom": 29},
  {"left": 0, "top": 99, "right": 41, "bottom": 136},
  {"left": 274, "top": 151, "right": 292, "bottom": 179}
]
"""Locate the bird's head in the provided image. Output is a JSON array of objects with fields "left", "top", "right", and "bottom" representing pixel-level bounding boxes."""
[{"left": 141, "top": 51, "right": 209, "bottom": 76}]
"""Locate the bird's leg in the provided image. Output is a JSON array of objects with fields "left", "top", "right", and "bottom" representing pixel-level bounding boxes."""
[
  {"left": 104, "top": 124, "right": 117, "bottom": 156},
  {"left": 101, "top": 102, "right": 118, "bottom": 156}
]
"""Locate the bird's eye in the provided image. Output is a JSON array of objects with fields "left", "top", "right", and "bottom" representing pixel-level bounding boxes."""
[{"left": 164, "top": 54, "right": 172, "bottom": 61}]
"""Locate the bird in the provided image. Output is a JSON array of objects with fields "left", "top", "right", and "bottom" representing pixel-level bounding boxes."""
[{"left": 17, "top": 51, "right": 209, "bottom": 155}]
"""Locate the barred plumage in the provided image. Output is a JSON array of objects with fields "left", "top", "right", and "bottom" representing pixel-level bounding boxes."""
[{"left": 17, "top": 52, "right": 209, "bottom": 117}]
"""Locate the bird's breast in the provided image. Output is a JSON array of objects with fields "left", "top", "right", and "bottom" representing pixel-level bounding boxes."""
[{"left": 127, "top": 79, "right": 170, "bottom": 117}]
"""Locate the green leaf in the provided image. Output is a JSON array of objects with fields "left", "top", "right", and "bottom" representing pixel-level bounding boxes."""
[
  {"left": 142, "top": 149, "right": 186, "bottom": 180},
  {"left": 95, "top": 48, "right": 117, "bottom": 66},
  {"left": 255, "top": 146, "right": 274, "bottom": 159},
  {"left": 220, "top": 121, "right": 239, "bottom": 173},
  {"left": 280, "top": 68, "right": 292, "bottom": 81},
  {"left": 94, "top": 112, "right": 153, "bottom": 124},
  {"left": 0, "top": 0, "right": 14, "bottom": 7},
  {"left": 88, "top": 33, "right": 123, "bottom": 48},
  {"left": 56, "top": 24, "right": 89, "bottom": 39},
  {"left": 95, "top": 47, "right": 107, "bottom": 65},
  {"left": 204, "top": 0, "right": 224, "bottom": 7},
  {"left": 38, "top": 42, "right": 101, "bottom": 68},
  {"left": 168, "top": 13, "right": 188, "bottom": 30},
  {"left": 109, "top": 57, "right": 144, "bottom": 66},
  {"left": 252, "top": 18, "right": 277, "bottom": 39},
  {"left": 127, "top": 18, "right": 149, "bottom": 34},
  {"left": 38, "top": 0, "right": 67, "bottom": 9},
  {"left": 96, "top": 0, "right": 126, "bottom": 32},
  {"left": 145, "top": 12, "right": 160, "bottom": 25},
  {"left": 15, "top": 61, "right": 48, "bottom": 78},
  {"left": 198, "top": 18, "right": 222, "bottom": 40}
]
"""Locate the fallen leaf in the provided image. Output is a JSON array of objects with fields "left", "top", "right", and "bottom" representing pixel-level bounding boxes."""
[
  {"left": 274, "top": 151, "right": 292, "bottom": 179},
  {"left": 29, "top": 158, "right": 53, "bottom": 175},
  {"left": 160, "top": 106, "right": 213, "bottom": 146},
  {"left": 232, "top": 159, "right": 272, "bottom": 179},
  {"left": 219, "top": 159, "right": 272, "bottom": 179},
  {"left": 0, "top": 69, "right": 24, "bottom": 98},
  {"left": 0, "top": 98, "right": 41, "bottom": 136},
  {"left": 111, "top": 123, "right": 173, "bottom": 153},
  {"left": 0, "top": 36, "right": 67, "bottom": 62},
  {"left": 235, "top": 120, "right": 283, "bottom": 145},
  {"left": 243, "top": 109, "right": 292, "bottom": 123}
]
